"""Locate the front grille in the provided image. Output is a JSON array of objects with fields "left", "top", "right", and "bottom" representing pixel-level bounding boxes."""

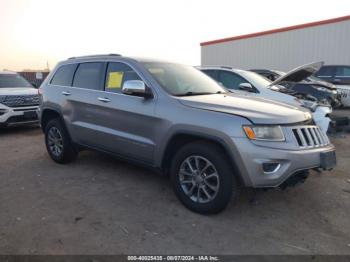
[
  {"left": 0, "top": 95, "right": 40, "bottom": 108},
  {"left": 292, "top": 126, "right": 329, "bottom": 148}
]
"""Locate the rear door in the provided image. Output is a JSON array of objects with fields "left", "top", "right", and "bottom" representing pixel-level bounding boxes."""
[
  {"left": 93, "top": 61, "right": 158, "bottom": 164},
  {"left": 64, "top": 62, "right": 108, "bottom": 147},
  {"left": 47, "top": 63, "right": 77, "bottom": 122}
]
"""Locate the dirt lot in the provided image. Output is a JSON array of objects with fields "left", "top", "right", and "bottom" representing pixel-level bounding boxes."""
[{"left": 0, "top": 126, "right": 349, "bottom": 255}]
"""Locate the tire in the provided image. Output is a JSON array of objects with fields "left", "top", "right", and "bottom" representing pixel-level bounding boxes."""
[
  {"left": 170, "top": 141, "right": 238, "bottom": 214},
  {"left": 44, "top": 118, "right": 77, "bottom": 164}
]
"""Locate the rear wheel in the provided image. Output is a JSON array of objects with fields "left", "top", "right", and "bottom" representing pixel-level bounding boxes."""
[
  {"left": 45, "top": 118, "right": 77, "bottom": 164},
  {"left": 170, "top": 141, "right": 238, "bottom": 214}
]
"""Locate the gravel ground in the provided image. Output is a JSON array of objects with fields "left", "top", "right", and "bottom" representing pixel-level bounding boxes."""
[{"left": 0, "top": 126, "right": 349, "bottom": 255}]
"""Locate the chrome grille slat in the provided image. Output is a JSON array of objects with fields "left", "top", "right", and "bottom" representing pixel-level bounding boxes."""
[
  {"left": 0, "top": 95, "right": 40, "bottom": 108},
  {"left": 314, "top": 128, "right": 323, "bottom": 145},
  {"left": 310, "top": 128, "right": 320, "bottom": 146},
  {"left": 291, "top": 126, "right": 329, "bottom": 148},
  {"left": 315, "top": 128, "right": 325, "bottom": 145},
  {"left": 297, "top": 129, "right": 307, "bottom": 147},
  {"left": 304, "top": 128, "right": 314, "bottom": 147}
]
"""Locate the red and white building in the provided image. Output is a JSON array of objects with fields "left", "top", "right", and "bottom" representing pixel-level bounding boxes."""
[{"left": 200, "top": 15, "right": 350, "bottom": 71}]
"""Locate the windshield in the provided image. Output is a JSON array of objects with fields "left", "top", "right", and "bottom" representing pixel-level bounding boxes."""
[
  {"left": 0, "top": 74, "right": 33, "bottom": 88},
  {"left": 142, "top": 62, "right": 227, "bottom": 96},
  {"left": 238, "top": 70, "right": 273, "bottom": 88}
]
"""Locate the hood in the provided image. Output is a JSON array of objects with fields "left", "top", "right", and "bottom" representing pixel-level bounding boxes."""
[
  {"left": 178, "top": 93, "right": 312, "bottom": 125},
  {"left": 0, "top": 87, "right": 38, "bottom": 96},
  {"left": 270, "top": 61, "right": 324, "bottom": 86}
]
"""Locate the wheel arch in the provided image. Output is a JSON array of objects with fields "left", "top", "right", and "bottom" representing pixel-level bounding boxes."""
[
  {"left": 161, "top": 131, "right": 244, "bottom": 185},
  {"left": 40, "top": 108, "right": 66, "bottom": 132}
]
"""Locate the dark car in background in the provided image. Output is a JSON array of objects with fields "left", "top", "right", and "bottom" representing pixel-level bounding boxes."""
[
  {"left": 314, "top": 65, "right": 350, "bottom": 107},
  {"left": 251, "top": 69, "right": 341, "bottom": 108}
]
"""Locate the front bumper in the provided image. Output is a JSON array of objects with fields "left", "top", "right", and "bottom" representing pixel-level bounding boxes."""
[
  {"left": 230, "top": 137, "right": 335, "bottom": 188},
  {"left": 0, "top": 103, "right": 39, "bottom": 127}
]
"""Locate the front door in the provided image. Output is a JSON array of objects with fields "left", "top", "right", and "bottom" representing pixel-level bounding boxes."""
[{"left": 93, "top": 62, "right": 159, "bottom": 164}]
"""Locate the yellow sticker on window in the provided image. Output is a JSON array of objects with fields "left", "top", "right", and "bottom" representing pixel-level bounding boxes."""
[{"left": 107, "top": 71, "right": 124, "bottom": 88}]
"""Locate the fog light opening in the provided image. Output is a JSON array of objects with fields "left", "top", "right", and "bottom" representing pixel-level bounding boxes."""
[
  {"left": 262, "top": 162, "right": 280, "bottom": 173},
  {"left": 0, "top": 109, "right": 8, "bottom": 116}
]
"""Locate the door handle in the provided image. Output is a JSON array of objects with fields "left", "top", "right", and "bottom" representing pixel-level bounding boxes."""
[
  {"left": 62, "top": 91, "right": 71, "bottom": 96},
  {"left": 98, "top": 97, "right": 111, "bottom": 103}
]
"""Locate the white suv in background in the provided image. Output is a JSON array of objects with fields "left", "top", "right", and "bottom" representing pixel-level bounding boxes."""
[
  {"left": 0, "top": 71, "right": 39, "bottom": 127},
  {"left": 198, "top": 62, "right": 332, "bottom": 133}
]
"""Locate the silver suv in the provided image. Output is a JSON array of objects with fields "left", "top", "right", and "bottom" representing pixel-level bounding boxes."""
[{"left": 39, "top": 54, "right": 336, "bottom": 214}]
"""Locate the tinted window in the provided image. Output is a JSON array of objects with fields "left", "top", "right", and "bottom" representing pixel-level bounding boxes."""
[
  {"left": 0, "top": 74, "right": 33, "bottom": 88},
  {"left": 202, "top": 70, "right": 218, "bottom": 80},
  {"left": 316, "top": 66, "right": 334, "bottom": 77},
  {"left": 73, "top": 63, "right": 104, "bottom": 90},
  {"left": 219, "top": 71, "right": 248, "bottom": 90},
  {"left": 105, "top": 62, "right": 142, "bottom": 93},
  {"left": 335, "top": 66, "right": 350, "bottom": 77},
  {"left": 51, "top": 64, "right": 77, "bottom": 86}
]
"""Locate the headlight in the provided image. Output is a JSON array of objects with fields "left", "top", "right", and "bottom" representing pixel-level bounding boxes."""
[{"left": 243, "top": 125, "right": 285, "bottom": 141}]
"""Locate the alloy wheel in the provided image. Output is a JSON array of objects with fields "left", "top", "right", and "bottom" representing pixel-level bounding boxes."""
[
  {"left": 47, "top": 126, "right": 63, "bottom": 157},
  {"left": 178, "top": 155, "right": 220, "bottom": 203}
]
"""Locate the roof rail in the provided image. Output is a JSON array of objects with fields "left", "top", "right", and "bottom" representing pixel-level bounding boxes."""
[
  {"left": 68, "top": 53, "right": 122, "bottom": 60},
  {"left": 221, "top": 66, "right": 233, "bottom": 69}
]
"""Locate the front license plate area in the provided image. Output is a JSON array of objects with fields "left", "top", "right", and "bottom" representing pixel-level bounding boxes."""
[
  {"left": 320, "top": 150, "right": 336, "bottom": 170},
  {"left": 23, "top": 111, "right": 38, "bottom": 120}
]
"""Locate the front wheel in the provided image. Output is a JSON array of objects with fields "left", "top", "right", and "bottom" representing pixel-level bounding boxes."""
[{"left": 170, "top": 141, "right": 238, "bottom": 214}]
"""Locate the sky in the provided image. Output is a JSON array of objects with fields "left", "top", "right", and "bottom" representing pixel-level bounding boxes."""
[{"left": 0, "top": 0, "right": 349, "bottom": 71}]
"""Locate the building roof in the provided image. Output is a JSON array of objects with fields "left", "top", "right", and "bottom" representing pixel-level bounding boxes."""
[
  {"left": 0, "top": 71, "right": 17, "bottom": 75},
  {"left": 200, "top": 15, "right": 350, "bottom": 46}
]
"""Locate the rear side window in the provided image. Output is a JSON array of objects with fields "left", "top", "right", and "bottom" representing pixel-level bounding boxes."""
[
  {"left": 50, "top": 64, "right": 77, "bottom": 86},
  {"left": 105, "top": 62, "right": 142, "bottom": 93},
  {"left": 316, "top": 66, "right": 334, "bottom": 77},
  {"left": 219, "top": 71, "right": 248, "bottom": 90},
  {"left": 335, "top": 66, "right": 350, "bottom": 77},
  {"left": 73, "top": 62, "right": 105, "bottom": 90}
]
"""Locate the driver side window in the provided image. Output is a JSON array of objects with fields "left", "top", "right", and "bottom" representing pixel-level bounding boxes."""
[
  {"left": 219, "top": 71, "right": 248, "bottom": 90},
  {"left": 105, "top": 62, "right": 142, "bottom": 93}
]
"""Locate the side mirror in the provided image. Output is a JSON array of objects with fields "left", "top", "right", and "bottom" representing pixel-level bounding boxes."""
[
  {"left": 122, "top": 80, "right": 153, "bottom": 98},
  {"left": 238, "top": 82, "right": 254, "bottom": 92}
]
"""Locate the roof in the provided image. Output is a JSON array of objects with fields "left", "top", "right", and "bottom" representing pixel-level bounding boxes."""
[
  {"left": 200, "top": 15, "right": 350, "bottom": 46},
  {"left": 63, "top": 54, "right": 175, "bottom": 64},
  {"left": 68, "top": 54, "right": 121, "bottom": 60}
]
